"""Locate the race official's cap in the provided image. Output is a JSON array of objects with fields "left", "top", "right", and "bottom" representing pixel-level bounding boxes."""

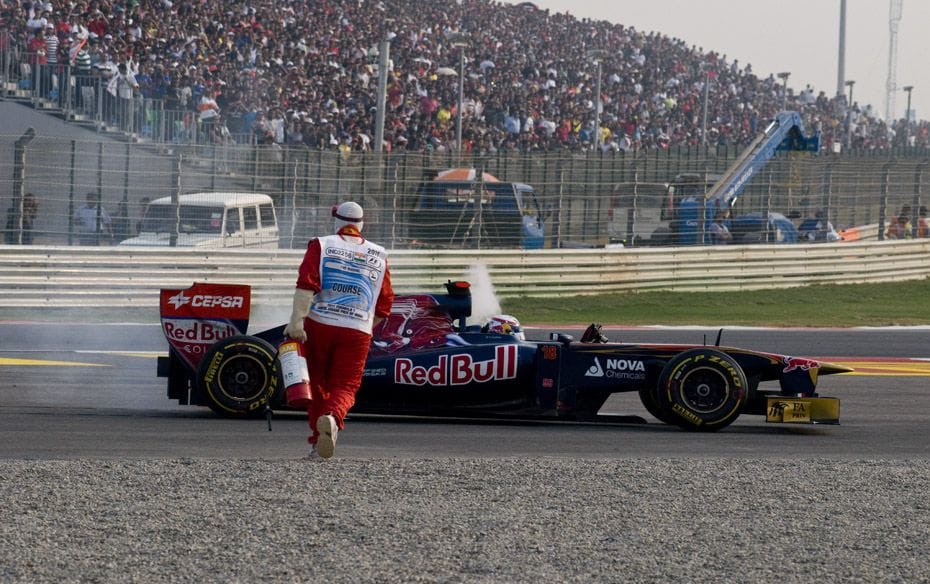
[{"left": 332, "top": 201, "right": 364, "bottom": 232}]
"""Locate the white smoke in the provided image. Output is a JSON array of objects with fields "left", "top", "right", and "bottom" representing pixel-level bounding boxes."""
[
  {"left": 249, "top": 302, "right": 292, "bottom": 330},
  {"left": 465, "top": 263, "right": 502, "bottom": 326}
]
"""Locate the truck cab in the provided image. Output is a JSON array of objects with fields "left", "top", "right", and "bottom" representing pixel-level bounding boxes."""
[
  {"left": 408, "top": 178, "right": 544, "bottom": 249},
  {"left": 660, "top": 173, "right": 720, "bottom": 245}
]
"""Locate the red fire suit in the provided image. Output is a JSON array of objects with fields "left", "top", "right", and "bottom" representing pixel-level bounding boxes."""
[{"left": 295, "top": 228, "right": 393, "bottom": 445}]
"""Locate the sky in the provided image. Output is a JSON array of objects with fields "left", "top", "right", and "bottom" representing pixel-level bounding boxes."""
[{"left": 498, "top": 0, "right": 928, "bottom": 122}]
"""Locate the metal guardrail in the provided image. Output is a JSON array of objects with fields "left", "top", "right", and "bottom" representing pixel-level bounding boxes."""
[{"left": 0, "top": 240, "right": 928, "bottom": 308}]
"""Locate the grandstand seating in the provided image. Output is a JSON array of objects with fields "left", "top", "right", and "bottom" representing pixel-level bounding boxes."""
[{"left": 1, "top": 0, "right": 926, "bottom": 151}]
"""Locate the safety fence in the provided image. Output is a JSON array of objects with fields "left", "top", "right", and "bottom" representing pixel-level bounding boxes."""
[
  {"left": 0, "top": 240, "right": 927, "bottom": 308},
  {"left": 1, "top": 51, "right": 250, "bottom": 145},
  {"left": 2, "top": 134, "right": 929, "bottom": 251}
]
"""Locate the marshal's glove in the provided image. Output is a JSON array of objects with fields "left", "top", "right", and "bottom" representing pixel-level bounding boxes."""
[{"left": 283, "top": 288, "right": 313, "bottom": 343}]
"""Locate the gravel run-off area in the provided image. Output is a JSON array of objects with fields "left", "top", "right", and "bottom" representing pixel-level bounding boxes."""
[{"left": 3, "top": 458, "right": 929, "bottom": 583}]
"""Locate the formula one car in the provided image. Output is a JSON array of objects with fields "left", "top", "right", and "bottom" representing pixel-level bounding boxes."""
[{"left": 157, "top": 281, "right": 849, "bottom": 431}]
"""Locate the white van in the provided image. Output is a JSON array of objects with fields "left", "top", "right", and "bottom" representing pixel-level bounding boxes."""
[{"left": 120, "top": 192, "right": 279, "bottom": 248}]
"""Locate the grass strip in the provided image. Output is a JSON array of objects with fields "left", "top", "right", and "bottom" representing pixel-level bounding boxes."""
[{"left": 501, "top": 278, "right": 930, "bottom": 327}]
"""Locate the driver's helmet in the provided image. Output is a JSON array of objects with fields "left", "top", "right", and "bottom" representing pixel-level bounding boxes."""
[{"left": 481, "top": 314, "right": 524, "bottom": 340}]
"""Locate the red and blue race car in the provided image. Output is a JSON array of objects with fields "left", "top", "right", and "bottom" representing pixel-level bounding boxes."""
[{"left": 157, "top": 281, "right": 849, "bottom": 431}]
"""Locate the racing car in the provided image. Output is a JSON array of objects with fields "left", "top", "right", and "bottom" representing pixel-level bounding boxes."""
[{"left": 157, "top": 281, "right": 849, "bottom": 431}]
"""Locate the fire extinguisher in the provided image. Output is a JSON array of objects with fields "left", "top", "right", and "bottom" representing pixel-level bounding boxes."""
[{"left": 278, "top": 338, "right": 311, "bottom": 408}]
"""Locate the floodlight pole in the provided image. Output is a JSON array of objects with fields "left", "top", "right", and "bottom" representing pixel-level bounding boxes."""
[
  {"left": 457, "top": 47, "right": 464, "bottom": 153},
  {"left": 701, "top": 64, "right": 710, "bottom": 146},
  {"left": 845, "top": 80, "right": 855, "bottom": 150},
  {"left": 903, "top": 85, "right": 914, "bottom": 146},
  {"left": 374, "top": 40, "right": 389, "bottom": 153},
  {"left": 837, "top": 0, "right": 847, "bottom": 97},
  {"left": 587, "top": 49, "right": 608, "bottom": 151},
  {"left": 777, "top": 72, "right": 790, "bottom": 111}
]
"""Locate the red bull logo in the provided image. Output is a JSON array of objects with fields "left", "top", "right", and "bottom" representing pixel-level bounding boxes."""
[
  {"left": 394, "top": 345, "right": 518, "bottom": 386},
  {"left": 782, "top": 356, "right": 819, "bottom": 373},
  {"left": 163, "top": 320, "right": 239, "bottom": 343}
]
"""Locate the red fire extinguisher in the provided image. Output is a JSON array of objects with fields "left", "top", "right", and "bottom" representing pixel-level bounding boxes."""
[{"left": 278, "top": 338, "right": 311, "bottom": 408}]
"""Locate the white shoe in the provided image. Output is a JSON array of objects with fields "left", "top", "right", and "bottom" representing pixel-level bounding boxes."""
[
  {"left": 307, "top": 446, "right": 322, "bottom": 461},
  {"left": 315, "top": 414, "right": 338, "bottom": 459}
]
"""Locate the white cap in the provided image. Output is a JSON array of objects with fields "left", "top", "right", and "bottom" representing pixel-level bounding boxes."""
[{"left": 332, "top": 201, "right": 364, "bottom": 233}]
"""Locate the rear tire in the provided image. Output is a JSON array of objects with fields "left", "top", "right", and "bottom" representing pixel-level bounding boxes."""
[
  {"left": 196, "top": 335, "right": 281, "bottom": 418},
  {"left": 655, "top": 348, "right": 747, "bottom": 431}
]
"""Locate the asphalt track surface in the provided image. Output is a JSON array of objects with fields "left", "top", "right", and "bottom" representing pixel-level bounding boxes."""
[{"left": 2, "top": 318, "right": 929, "bottom": 460}]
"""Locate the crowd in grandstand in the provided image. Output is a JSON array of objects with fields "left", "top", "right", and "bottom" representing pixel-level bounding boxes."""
[{"left": 2, "top": 0, "right": 928, "bottom": 152}]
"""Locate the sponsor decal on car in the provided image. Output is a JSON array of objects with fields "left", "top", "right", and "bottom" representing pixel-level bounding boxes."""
[
  {"left": 394, "top": 345, "right": 518, "bottom": 386},
  {"left": 160, "top": 283, "right": 250, "bottom": 320},
  {"left": 167, "top": 290, "right": 245, "bottom": 309},
  {"left": 672, "top": 402, "right": 703, "bottom": 426},
  {"left": 163, "top": 320, "right": 239, "bottom": 343},
  {"left": 585, "top": 357, "right": 646, "bottom": 379},
  {"left": 585, "top": 357, "right": 605, "bottom": 377},
  {"left": 160, "top": 283, "right": 251, "bottom": 370},
  {"left": 782, "top": 356, "right": 819, "bottom": 373}
]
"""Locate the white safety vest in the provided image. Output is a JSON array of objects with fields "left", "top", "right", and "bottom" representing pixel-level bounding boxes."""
[{"left": 309, "top": 234, "right": 388, "bottom": 334}]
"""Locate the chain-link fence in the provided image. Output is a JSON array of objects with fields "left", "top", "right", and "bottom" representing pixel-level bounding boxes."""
[{"left": 2, "top": 134, "right": 928, "bottom": 249}]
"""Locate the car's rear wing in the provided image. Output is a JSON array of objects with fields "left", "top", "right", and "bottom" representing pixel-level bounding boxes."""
[{"left": 159, "top": 282, "right": 252, "bottom": 371}]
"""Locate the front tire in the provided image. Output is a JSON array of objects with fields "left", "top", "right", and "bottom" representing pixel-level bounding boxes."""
[
  {"left": 654, "top": 348, "right": 747, "bottom": 431},
  {"left": 196, "top": 335, "right": 281, "bottom": 417},
  {"left": 638, "top": 387, "right": 676, "bottom": 425}
]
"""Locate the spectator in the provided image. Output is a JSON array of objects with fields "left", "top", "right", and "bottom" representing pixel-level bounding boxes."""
[
  {"left": 43, "top": 23, "right": 58, "bottom": 98},
  {"left": 4, "top": 193, "right": 39, "bottom": 244},
  {"left": 27, "top": 26, "right": 47, "bottom": 94},
  {"left": 799, "top": 210, "right": 839, "bottom": 242},
  {"left": 198, "top": 89, "right": 220, "bottom": 142},
  {"left": 249, "top": 111, "right": 273, "bottom": 145},
  {"left": 74, "top": 192, "right": 112, "bottom": 245},
  {"left": 113, "top": 198, "right": 130, "bottom": 242},
  {"left": 135, "top": 197, "right": 151, "bottom": 235},
  {"left": 70, "top": 35, "right": 92, "bottom": 112},
  {"left": 918, "top": 206, "right": 928, "bottom": 238},
  {"left": 4, "top": 0, "right": 927, "bottom": 153},
  {"left": 107, "top": 62, "right": 139, "bottom": 131},
  {"left": 708, "top": 210, "right": 732, "bottom": 244},
  {"left": 886, "top": 214, "right": 912, "bottom": 240}
]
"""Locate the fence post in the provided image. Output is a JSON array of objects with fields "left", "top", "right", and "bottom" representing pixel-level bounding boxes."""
[
  {"left": 210, "top": 143, "right": 218, "bottom": 191},
  {"left": 95, "top": 76, "right": 103, "bottom": 130},
  {"left": 878, "top": 162, "right": 893, "bottom": 241},
  {"left": 819, "top": 162, "right": 834, "bottom": 225},
  {"left": 170, "top": 153, "right": 182, "bottom": 247},
  {"left": 63, "top": 64, "right": 72, "bottom": 119},
  {"left": 68, "top": 139, "right": 76, "bottom": 245},
  {"left": 9, "top": 128, "right": 36, "bottom": 245},
  {"left": 554, "top": 158, "right": 565, "bottom": 249},
  {"left": 765, "top": 167, "right": 774, "bottom": 223},
  {"left": 911, "top": 161, "right": 927, "bottom": 238},
  {"left": 118, "top": 142, "right": 131, "bottom": 242},
  {"left": 251, "top": 146, "right": 259, "bottom": 192},
  {"left": 628, "top": 167, "right": 638, "bottom": 245}
]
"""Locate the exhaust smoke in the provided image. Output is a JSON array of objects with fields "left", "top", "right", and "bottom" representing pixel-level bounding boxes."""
[{"left": 465, "top": 263, "right": 502, "bottom": 326}]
